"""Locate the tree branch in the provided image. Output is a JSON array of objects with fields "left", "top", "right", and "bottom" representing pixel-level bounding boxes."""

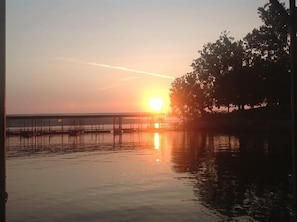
[{"left": 270, "top": 0, "right": 290, "bottom": 24}]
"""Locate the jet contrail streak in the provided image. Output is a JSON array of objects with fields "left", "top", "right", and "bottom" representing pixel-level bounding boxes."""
[{"left": 57, "top": 57, "right": 175, "bottom": 80}]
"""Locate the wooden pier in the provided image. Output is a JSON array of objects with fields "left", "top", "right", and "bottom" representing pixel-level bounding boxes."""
[{"left": 6, "top": 113, "right": 166, "bottom": 137}]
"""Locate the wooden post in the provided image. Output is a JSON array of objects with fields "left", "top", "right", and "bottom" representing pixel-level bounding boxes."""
[
  {"left": 271, "top": 0, "right": 297, "bottom": 217},
  {"left": 113, "top": 117, "right": 115, "bottom": 133},
  {"left": 0, "top": 0, "right": 6, "bottom": 221},
  {"left": 119, "top": 117, "right": 122, "bottom": 131},
  {"left": 289, "top": 0, "right": 297, "bottom": 215}
]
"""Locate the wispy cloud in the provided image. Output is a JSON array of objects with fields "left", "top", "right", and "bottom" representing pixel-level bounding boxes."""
[
  {"left": 119, "top": 76, "right": 140, "bottom": 82},
  {"left": 94, "top": 77, "right": 140, "bottom": 91},
  {"left": 95, "top": 83, "right": 122, "bottom": 91},
  {"left": 56, "top": 57, "right": 175, "bottom": 79}
]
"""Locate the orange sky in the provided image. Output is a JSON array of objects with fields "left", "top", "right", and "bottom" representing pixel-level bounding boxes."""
[{"left": 6, "top": 0, "right": 278, "bottom": 114}]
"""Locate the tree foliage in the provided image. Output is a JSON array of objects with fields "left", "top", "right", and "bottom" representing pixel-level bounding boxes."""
[
  {"left": 169, "top": 3, "right": 290, "bottom": 120},
  {"left": 192, "top": 31, "right": 247, "bottom": 109},
  {"left": 170, "top": 72, "right": 209, "bottom": 121},
  {"left": 244, "top": 3, "right": 290, "bottom": 107}
]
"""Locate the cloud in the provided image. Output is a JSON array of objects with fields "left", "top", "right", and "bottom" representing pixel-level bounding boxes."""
[
  {"left": 119, "top": 76, "right": 140, "bottom": 82},
  {"left": 56, "top": 57, "right": 175, "bottom": 79},
  {"left": 94, "top": 83, "right": 122, "bottom": 91}
]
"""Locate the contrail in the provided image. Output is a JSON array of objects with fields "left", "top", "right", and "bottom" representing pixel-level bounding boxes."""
[{"left": 56, "top": 57, "right": 175, "bottom": 80}]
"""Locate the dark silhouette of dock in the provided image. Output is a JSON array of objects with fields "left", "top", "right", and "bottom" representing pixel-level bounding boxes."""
[{"left": 6, "top": 112, "right": 166, "bottom": 137}]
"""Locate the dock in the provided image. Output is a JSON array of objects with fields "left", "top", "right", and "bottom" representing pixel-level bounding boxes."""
[{"left": 6, "top": 112, "right": 166, "bottom": 137}]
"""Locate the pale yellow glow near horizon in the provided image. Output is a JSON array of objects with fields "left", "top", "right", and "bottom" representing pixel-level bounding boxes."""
[{"left": 149, "top": 97, "right": 163, "bottom": 112}]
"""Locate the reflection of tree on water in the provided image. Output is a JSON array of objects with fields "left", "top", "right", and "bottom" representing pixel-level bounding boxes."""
[{"left": 171, "top": 132, "right": 292, "bottom": 221}]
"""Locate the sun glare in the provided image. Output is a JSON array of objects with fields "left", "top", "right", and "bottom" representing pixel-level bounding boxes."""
[
  {"left": 154, "top": 132, "right": 160, "bottom": 150},
  {"left": 149, "top": 97, "right": 163, "bottom": 112}
]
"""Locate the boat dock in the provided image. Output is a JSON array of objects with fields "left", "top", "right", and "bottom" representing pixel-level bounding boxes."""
[{"left": 6, "top": 112, "right": 166, "bottom": 137}]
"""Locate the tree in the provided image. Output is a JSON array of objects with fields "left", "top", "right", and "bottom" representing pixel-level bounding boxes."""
[
  {"left": 191, "top": 32, "right": 247, "bottom": 110},
  {"left": 170, "top": 2, "right": 291, "bottom": 121},
  {"left": 169, "top": 72, "right": 209, "bottom": 122},
  {"left": 244, "top": 3, "right": 290, "bottom": 107}
]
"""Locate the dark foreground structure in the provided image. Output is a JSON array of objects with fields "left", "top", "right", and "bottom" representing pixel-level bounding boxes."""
[{"left": 0, "top": 0, "right": 6, "bottom": 221}]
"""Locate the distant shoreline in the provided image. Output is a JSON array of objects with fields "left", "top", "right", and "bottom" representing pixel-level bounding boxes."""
[
  {"left": 184, "top": 118, "right": 290, "bottom": 133},
  {"left": 182, "top": 106, "right": 291, "bottom": 133},
  {"left": 5, "top": 106, "right": 293, "bottom": 134}
]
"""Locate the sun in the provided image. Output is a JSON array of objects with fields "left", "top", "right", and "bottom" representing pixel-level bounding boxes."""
[{"left": 149, "top": 97, "right": 163, "bottom": 112}]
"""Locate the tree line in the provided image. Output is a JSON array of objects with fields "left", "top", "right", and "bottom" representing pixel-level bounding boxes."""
[{"left": 170, "top": 3, "right": 290, "bottom": 121}]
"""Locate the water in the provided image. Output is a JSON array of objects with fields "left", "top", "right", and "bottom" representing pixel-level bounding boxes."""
[{"left": 6, "top": 131, "right": 293, "bottom": 221}]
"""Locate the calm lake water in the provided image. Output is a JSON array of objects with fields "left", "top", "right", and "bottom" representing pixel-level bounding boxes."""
[{"left": 6, "top": 131, "right": 294, "bottom": 221}]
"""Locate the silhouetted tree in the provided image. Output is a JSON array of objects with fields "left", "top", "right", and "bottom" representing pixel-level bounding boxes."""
[
  {"left": 170, "top": 3, "right": 290, "bottom": 121},
  {"left": 244, "top": 3, "right": 290, "bottom": 107},
  {"left": 170, "top": 72, "right": 210, "bottom": 122},
  {"left": 192, "top": 31, "right": 247, "bottom": 110}
]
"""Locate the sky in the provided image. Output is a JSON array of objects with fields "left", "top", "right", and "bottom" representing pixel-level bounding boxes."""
[{"left": 6, "top": 0, "right": 289, "bottom": 114}]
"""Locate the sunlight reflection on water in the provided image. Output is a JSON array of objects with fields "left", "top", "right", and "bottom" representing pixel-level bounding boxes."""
[{"left": 6, "top": 131, "right": 293, "bottom": 222}]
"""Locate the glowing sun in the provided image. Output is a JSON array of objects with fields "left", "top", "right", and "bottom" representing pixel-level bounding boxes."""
[{"left": 149, "top": 97, "right": 163, "bottom": 112}]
